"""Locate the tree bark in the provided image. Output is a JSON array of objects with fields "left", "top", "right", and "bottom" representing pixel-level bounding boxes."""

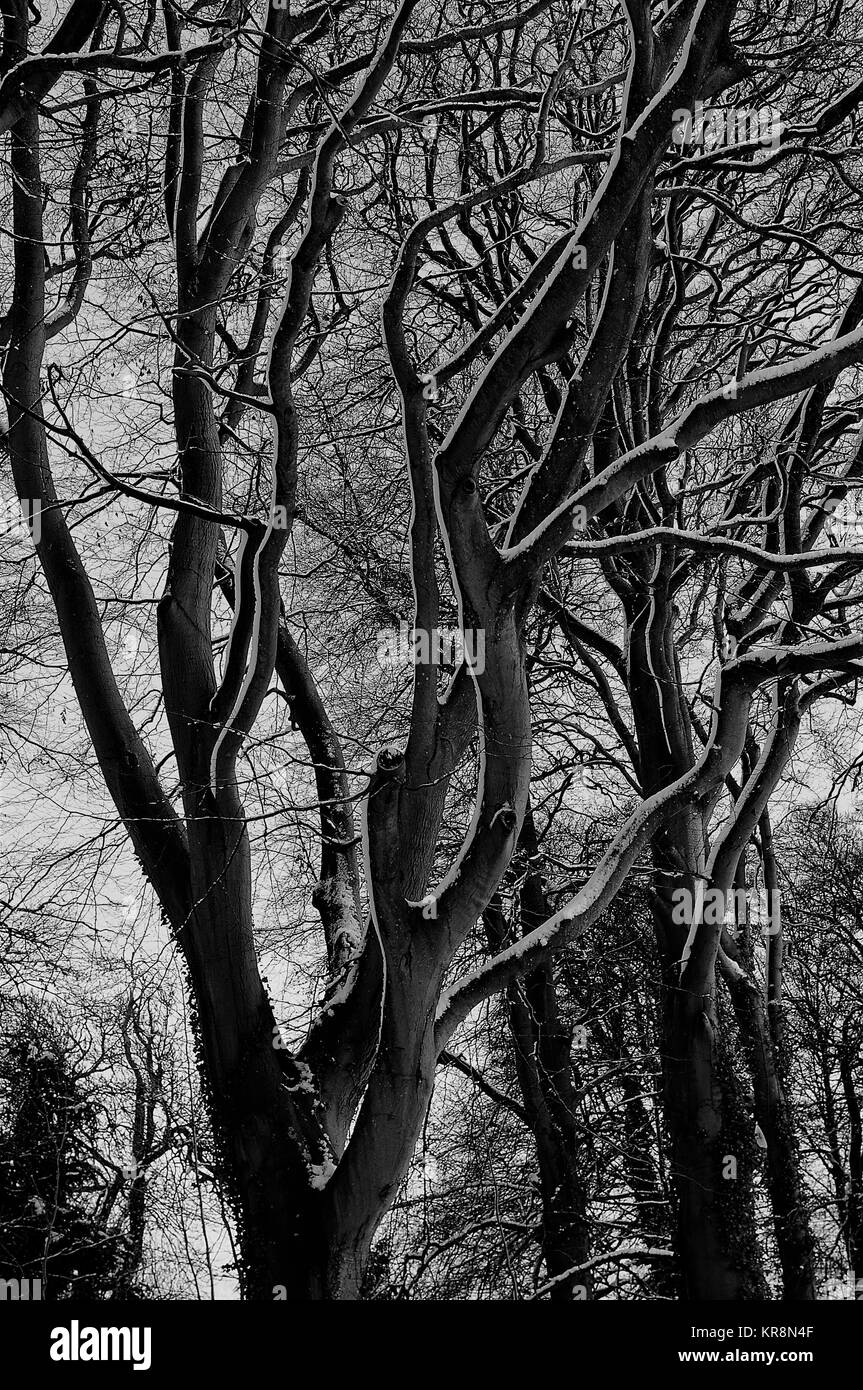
[
  {"left": 485, "top": 808, "right": 592, "bottom": 1299},
  {"left": 626, "top": 578, "right": 769, "bottom": 1298}
]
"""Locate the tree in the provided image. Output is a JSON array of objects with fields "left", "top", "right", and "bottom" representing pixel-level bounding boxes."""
[
  {"left": 0, "top": 1005, "right": 120, "bottom": 1297},
  {"left": 780, "top": 810, "right": 863, "bottom": 1291},
  {"left": 4, "top": 0, "right": 863, "bottom": 1300}
]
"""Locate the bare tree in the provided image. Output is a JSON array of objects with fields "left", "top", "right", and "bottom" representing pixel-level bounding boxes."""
[{"left": 4, "top": 0, "right": 863, "bottom": 1300}]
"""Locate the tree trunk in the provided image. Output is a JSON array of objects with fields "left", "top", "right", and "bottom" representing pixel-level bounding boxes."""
[
  {"left": 721, "top": 954, "right": 816, "bottom": 1299},
  {"left": 659, "top": 926, "right": 768, "bottom": 1299},
  {"left": 487, "top": 848, "right": 592, "bottom": 1300},
  {"left": 839, "top": 1022, "right": 863, "bottom": 1282},
  {"left": 625, "top": 573, "right": 768, "bottom": 1298},
  {"left": 597, "top": 1001, "right": 678, "bottom": 1298}
]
